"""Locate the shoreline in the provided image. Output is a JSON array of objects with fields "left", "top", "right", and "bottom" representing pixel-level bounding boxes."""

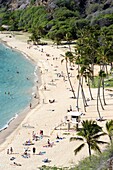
[
  {"left": 0, "top": 31, "right": 113, "bottom": 169},
  {"left": 0, "top": 37, "right": 42, "bottom": 145}
]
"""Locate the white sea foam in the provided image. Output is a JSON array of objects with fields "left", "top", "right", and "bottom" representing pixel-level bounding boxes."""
[{"left": 0, "top": 114, "right": 18, "bottom": 132}]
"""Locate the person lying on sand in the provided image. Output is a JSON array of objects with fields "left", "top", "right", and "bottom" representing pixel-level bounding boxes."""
[
  {"left": 23, "top": 139, "right": 34, "bottom": 146},
  {"left": 13, "top": 162, "right": 22, "bottom": 166},
  {"left": 10, "top": 162, "right": 22, "bottom": 166}
]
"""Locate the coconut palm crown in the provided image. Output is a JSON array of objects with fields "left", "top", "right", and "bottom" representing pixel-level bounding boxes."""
[{"left": 70, "top": 120, "right": 108, "bottom": 157}]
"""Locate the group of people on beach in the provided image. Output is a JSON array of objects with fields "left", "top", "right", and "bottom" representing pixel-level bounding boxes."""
[{"left": 7, "top": 147, "right": 13, "bottom": 154}]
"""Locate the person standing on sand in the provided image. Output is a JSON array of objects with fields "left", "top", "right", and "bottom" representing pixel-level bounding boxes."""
[
  {"left": 7, "top": 149, "right": 9, "bottom": 154},
  {"left": 10, "top": 147, "right": 13, "bottom": 154},
  {"left": 33, "top": 147, "right": 36, "bottom": 155},
  {"left": 30, "top": 103, "right": 32, "bottom": 109},
  {"left": 70, "top": 105, "right": 72, "bottom": 111}
]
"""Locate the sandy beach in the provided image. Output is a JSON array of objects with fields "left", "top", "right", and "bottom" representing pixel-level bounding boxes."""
[{"left": 0, "top": 31, "right": 113, "bottom": 169}]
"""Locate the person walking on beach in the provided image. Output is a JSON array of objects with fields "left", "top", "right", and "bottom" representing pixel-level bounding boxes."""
[{"left": 30, "top": 103, "right": 32, "bottom": 109}]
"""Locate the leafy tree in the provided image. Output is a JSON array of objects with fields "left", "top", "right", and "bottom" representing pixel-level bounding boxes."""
[{"left": 29, "top": 29, "right": 41, "bottom": 44}]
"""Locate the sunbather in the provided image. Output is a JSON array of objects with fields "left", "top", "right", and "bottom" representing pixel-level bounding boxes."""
[
  {"left": 13, "top": 162, "right": 22, "bottom": 166},
  {"left": 47, "top": 139, "right": 54, "bottom": 147}
]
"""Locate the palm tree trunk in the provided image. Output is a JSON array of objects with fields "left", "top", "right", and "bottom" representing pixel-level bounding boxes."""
[
  {"left": 69, "top": 42, "right": 71, "bottom": 52},
  {"left": 110, "top": 62, "right": 113, "bottom": 70},
  {"left": 66, "top": 60, "right": 76, "bottom": 99},
  {"left": 91, "top": 64, "right": 95, "bottom": 86},
  {"left": 88, "top": 143, "right": 91, "bottom": 157},
  {"left": 98, "top": 79, "right": 104, "bottom": 110},
  {"left": 102, "top": 77, "right": 106, "bottom": 105},
  {"left": 105, "top": 64, "right": 108, "bottom": 75},
  {"left": 81, "top": 77, "right": 88, "bottom": 107},
  {"left": 76, "top": 77, "right": 81, "bottom": 111},
  {"left": 80, "top": 82, "right": 87, "bottom": 112},
  {"left": 97, "top": 78, "right": 102, "bottom": 119},
  {"left": 88, "top": 78, "right": 94, "bottom": 100}
]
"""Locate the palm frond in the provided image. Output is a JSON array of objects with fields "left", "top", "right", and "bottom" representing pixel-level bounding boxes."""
[
  {"left": 95, "top": 140, "right": 109, "bottom": 145},
  {"left": 93, "top": 132, "right": 107, "bottom": 139},
  {"left": 60, "top": 54, "right": 64, "bottom": 57},
  {"left": 61, "top": 59, "right": 64, "bottom": 64},
  {"left": 74, "top": 143, "right": 85, "bottom": 155},
  {"left": 70, "top": 137, "right": 83, "bottom": 142},
  {"left": 91, "top": 143, "right": 101, "bottom": 153}
]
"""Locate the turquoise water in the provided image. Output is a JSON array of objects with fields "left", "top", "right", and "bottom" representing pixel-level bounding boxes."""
[{"left": 0, "top": 43, "right": 36, "bottom": 130}]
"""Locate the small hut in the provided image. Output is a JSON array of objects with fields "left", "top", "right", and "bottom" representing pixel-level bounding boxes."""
[
  {"left": 67, "top": 111, "right": 83, "bottom": 131},
  {"left": 67, "top": 111, "right": 83, "bottom": 124}
]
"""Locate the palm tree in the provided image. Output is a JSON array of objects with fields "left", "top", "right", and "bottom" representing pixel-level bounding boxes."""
[
  {"left": 106, "top": 120, "right": 113, "bottom": 144},
  {"left": 70, "top": 120, "right": 108, "bottom": 157},
  {"left": 61, "top": 51, "right": 76, "bottom": 99}
]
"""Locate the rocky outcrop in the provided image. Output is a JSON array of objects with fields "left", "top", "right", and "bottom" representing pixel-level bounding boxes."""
[{"left": 0, "top": 0, "right": 113, "bottom": 17}]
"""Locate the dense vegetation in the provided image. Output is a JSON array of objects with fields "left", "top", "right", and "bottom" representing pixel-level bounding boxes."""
[{"left": 0, "top": 0, "right": 113, "bottom": 42}]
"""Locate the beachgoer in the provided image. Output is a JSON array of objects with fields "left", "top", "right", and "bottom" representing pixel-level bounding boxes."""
[
  {"left": 47, "top": 139, "right": 50, "bottom": 146},
  {"left": 70, "top": 105, "right": 72, "bottom": 111},
  {"left": 7, "top": 149, "right": 9, "bottom": 154},
  {"left": 30, "top": 103, "right": 32, "bottom": 109},
  {"left": 40, "top": 130, "right": 43, "bottom": 139},
  {"left": 24, "top": 150, "right": 28, "bottom": 156},
  {"left": 44, "top": 85, "right": 46, "bottom": 90},
  {"left": 32, "top": 131, "right": 36, "bottom": 140},
  {"left": 33, "top": 147, "right": 36, "bottom": 154},
  {"left": 34, "top": 94, "right": 37, "bottom": 98},
  {"left": 10, "top": 147, "right": 13, "bottom": 154},
  {"left": 13, "top": 162, "right": 22, "bottom": 166},
  {"left": 56, "top": 134, "right": 60, "bottom": 139}
]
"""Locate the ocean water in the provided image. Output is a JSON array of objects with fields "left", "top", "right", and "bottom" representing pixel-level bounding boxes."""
[{"left": 0, "top": 43, "right": 36, "bottom": 130}]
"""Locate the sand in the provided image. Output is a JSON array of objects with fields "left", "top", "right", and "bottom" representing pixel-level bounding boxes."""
[{"left": 0, "top": 31, "right": 113, "bottom": 169}]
